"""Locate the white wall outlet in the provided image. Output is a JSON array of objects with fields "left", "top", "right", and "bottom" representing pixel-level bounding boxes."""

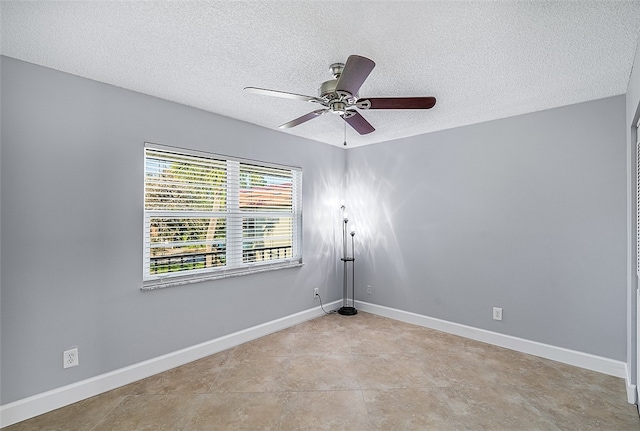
[
  {"left": 493, "top": 307, "right": 503, "bottom": 321},
  {"left": 313, "top": 288, "right": 319, "bottom": 298},
  {"left": 366, "top": 285, "right": 372, "bottom": 295},
  {"left": 63, "top": 347, "right": 79, "bottom": 368}
]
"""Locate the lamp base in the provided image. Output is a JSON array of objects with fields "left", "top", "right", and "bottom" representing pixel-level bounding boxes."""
[{"left": 338, "top": 306, "right": 358, "bottom": 316}]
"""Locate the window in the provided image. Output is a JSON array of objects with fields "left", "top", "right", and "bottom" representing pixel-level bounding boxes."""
[{"left": 143, "top": 144, "right": 302, "bottom": 289}]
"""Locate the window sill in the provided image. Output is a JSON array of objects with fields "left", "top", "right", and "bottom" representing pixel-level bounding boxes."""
[{"left": 141, "top": 260, "right": 304, "bottom": 291}]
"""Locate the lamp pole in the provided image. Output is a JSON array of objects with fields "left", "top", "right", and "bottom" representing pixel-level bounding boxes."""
[{"left": 338, "top": 205, "right": 357, "bottom": 316}]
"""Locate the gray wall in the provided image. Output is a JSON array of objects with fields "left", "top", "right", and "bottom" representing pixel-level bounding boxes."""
[
  {"left": 0, "top": 56, "right": 343, "bottom": 404},
  {"left": 346, "top": 96, "right": 627, "bottom": 360}
]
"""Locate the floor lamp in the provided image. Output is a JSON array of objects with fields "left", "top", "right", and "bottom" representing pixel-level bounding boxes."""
[{"left": 338, "top": 205, "right": 357, "bottom": 316}]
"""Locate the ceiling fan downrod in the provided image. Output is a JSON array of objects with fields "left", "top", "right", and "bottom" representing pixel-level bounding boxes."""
[{"left": 329, "top": 62, "right": 344, "bottom": 80}]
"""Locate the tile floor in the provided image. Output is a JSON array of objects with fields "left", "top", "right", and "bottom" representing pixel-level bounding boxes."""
[{"left": 5, "top": 311, "right": 640, "bottom": 430}]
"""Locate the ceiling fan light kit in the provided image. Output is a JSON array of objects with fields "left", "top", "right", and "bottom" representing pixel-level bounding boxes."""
[{"left": 244, "top": 55, "right": 436, "bottom": 142}]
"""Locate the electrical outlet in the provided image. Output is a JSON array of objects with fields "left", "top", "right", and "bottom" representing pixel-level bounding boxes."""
[
  {"left": 63, "top": 347, "right": 79, "bottom": 368},
  {"left": 313, "top": 288, "right": 319, "bottom": 298},
  {"left": 493, "top": 307, "right": 503, "bottom": 321},
  {"left": 366, "top": 285, "right": 372, "bottom": 295}
]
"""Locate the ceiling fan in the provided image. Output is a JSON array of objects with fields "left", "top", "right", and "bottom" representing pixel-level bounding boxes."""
[{"left": 244, "top": 55, "right": 436, "bottom": 135}]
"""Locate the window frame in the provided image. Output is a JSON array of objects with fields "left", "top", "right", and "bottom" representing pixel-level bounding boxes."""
[{"left": 143, "top": 143, "right": 303, "bottom": 290}]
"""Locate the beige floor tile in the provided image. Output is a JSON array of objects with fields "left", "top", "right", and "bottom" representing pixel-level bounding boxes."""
[
  {"left": 129, "top": 350, "right": 229, "bottom": 395},
  {"left": 440, "top": 384, "right": 563, "bottom": 431},
  {"left": 289, "top": 329, "right": 352, "bottom": 356},
  {"left": 285, "top": 354, "right": 360, "bottom": 391},
  {"left": 279, "top": 390, "right": 371, "bottom": 430},
  {"left": 293, "top": 314, "right": 346, "bottom": 334},
  {"left": 362, "top": 388, "right": 461, "bottom": 430},
  {"left": 395, "top": 325, "right": 453, "bottom": 356},
  {"left": 228, "top": 329, "right": 295, "bottom": 360},
  {"left": 420, "top": 350, "right": 502, "bottom": 389},
  {"left": 91, "top": 394, "right": 199, "bottom": 431},
  {"left": 186, "top": 393, "right": 285, "bottom": 430},
  {"left": 348, "top": 328, "right": 407, "bottom": 355},
  {"left": 339, "top": 312, "right": 397, "bottom": 332},
  {"left": 526, "top": 386, "right": 640, "bottom": 430},
  {"left": 351, "top": 353, "right": 432, "bottom": 390},
  {"left": 210, "top": 355, "right": 291, "bottom": 392}
]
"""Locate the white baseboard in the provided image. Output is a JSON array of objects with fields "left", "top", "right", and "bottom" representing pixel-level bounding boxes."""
[
  {"left": 0, "top": 300, "right": 340, "bottom": 428},
  {"left": 625, "top": 362, "right": 637, "bottom": 405},
  {"left": 355, "top": 301, "right": 628, "bottom": 380}
]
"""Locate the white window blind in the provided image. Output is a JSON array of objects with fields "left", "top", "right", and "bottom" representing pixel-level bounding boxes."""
[{"left": 143, "top": 144, "right": 302, "bottom": 289}]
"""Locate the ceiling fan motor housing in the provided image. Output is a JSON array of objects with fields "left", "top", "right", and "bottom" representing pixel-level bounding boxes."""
[
  {"left": 319, "top": 79, "right": 357, "bottom": 114},
  {"left": 319, "top": 79, "right": 339, "bottom": 99}
]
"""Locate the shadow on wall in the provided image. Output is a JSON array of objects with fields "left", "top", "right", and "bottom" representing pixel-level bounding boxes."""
[
  {"left": 344, "top": 148, "right": 471, "bottom": 303},
  {"left": 295, "top": 155, "right": 344, "bottom": 295},
  {"left": 344, "top": 156, "right": 416, "bottom": 293}
]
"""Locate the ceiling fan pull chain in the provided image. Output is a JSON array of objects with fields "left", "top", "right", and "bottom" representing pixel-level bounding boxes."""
[{"left": 343, "top": 119, "right": 347, "bottom": 146}]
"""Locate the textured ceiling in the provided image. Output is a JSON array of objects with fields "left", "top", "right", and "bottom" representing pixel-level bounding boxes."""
[{"left": 2, "top": 1, "right": 640, "bottom": 148}]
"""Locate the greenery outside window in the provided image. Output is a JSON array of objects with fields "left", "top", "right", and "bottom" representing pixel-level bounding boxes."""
[{"left": 143, "top": 144, "right": 302, "bottom": 289}]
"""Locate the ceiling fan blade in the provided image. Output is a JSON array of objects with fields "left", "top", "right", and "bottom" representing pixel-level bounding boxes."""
[
  {"left": 343, "top": 111, "right": 375, "bottom": 135},
  {"left": 244, "top": 87, "right": 324, "bottom": 104},
  {"left": 335, "top": 55, "right": 375, "bottom": 97},
  {"left": 358, "top": 97, "right": 437, "bottom": 110},
  {"left": 279, "top": 109, "right": 328, "bottom": 129}
]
